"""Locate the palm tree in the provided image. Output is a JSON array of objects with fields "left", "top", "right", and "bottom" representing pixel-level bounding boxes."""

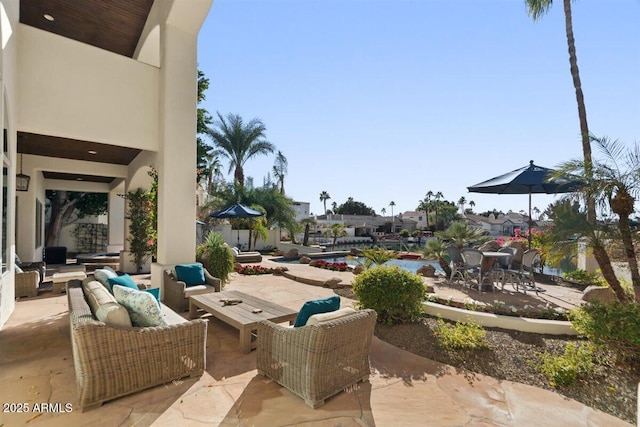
[
  {"left": 422, "top": 238, "right": 451, "bottom": 278},
  {"left": 417, "top": 192, "right": 432, "bottom": 229},
  {"left": 208, "top": 112, "right": 275, "bottom": 189},
  {"left": 553, "top": 136, "right": 640, "bottom": 302},
  {"left": 436, "top": 221, "right": 490, "bottom": 249},
  {"left": 325, "top": 223, "right": 347, "bottom": 247},
  {"left": 272, "top": 150, "right": 288, "bottom": 194},
  {"left": 389, "top": 201, "right": 396, "bottom": 234},
  {"left": 469, "top": 200, "right": 476, "bottom": 213},
  {"left": 381, "top": 207, "right": 386, "bottom": 216},
  {"left": 525, "top": 0, "right": 595, "bottom": 223},
  {"left": 319, "top": 191, "right": 331, "bottom": 215},
  {"left": 457, "top": 196, "right": 466, "bottom": 215},
  {"left": 202, "top": 152, "right": 223, "bottom": 194},
  {"left": 300, "top": 217, "right": 317, "bottom": 246},
  {"left": 433, "top": 191, "right": 443, "bottom": 231},
  {"left": 533, "top": 206, "right": 541, "bottom": 219}
]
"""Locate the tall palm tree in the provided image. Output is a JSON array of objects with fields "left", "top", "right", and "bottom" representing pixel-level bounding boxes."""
[
  {"left": 208, "top": 112, "right": 275, "bottom": 189},
  {"left": 433, "top": 191, "right": 443, "bottom": 231},
  {"left": 457, "top": 196, "right": 466, "bottom": 215},
  {"left": 525, "top": 0, "right": 595, "bottom": 223},
  {"left": 554, "top": 136, "right": 640, "bottom": 302},
  {"left": 381, "top": 207, "right": 386, "bottom": 216},
  {"left": 272, "top": 150, "right": 288, "bottom": 194},
  {"left": 331, "top": 201, "right": 337, "bottom": 213},
  {"left": 417, "top": 192, "right": 432, "bottom": 229},
  {"left": 319, "top": 191, "right": 331, "bottom": 215},
  {"left": 300, "top": 217, "right": 317, "bottom": 246},
  {"left": 389, "top": 201, "right": 396, "bottom": 234},
  {"left": 203, "top": 152, "right": 223, "bottom": 194},
  {"left": 469, "top": 200, "right": 476, "bottom": 213}
]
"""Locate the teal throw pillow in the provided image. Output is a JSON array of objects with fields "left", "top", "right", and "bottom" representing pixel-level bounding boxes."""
[
  {"left": 107, "top": 274, "right": 138, "bottom": 292},
  {"left": 293, "top": 295, "right": 340, "bottom": 327},
  {"left": 175, "top": 263, "right": 205, "bottom": 287},
  {"left": 145, "top": 287, "right": 161, "bottom": 305}
]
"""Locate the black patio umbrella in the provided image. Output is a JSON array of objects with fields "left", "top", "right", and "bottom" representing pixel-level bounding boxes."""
[
  {"left": 467, "top": 160, "right": 582, "bottom": 248},
  {"left": 210, "top": 204, "right": 264, "bottom": 247}
]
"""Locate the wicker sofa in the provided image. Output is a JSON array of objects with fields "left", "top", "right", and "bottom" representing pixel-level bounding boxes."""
[
  {"left": 67, "top": 279, "right": 208, "bottom": 410},
  {"left": 256, "top": 308, "right": 377, "bottom": 408},
  {"left": 163, "top": 267, "right": 221, "bottom": 312}
]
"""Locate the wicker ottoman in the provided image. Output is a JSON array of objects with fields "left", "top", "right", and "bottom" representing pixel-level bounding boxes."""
[{"left": 52, "top": 271, "right": 87, "bottom": 294}]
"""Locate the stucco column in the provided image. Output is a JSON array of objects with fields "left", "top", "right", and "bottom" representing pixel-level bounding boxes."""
[
  {"left": 107, "top": 181, "right": 125, "bottom": 254},
  {"left": 151, "top": 23, "right": 198, "bottom": 286}
]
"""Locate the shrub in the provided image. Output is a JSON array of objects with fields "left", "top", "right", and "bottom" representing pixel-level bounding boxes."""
[
  {"left": 196, "top": 232, "right": 235, "bottom": 285},
  {"left": 235, "top": 264, "right": 273, "bottom": 275},
  {"left": 563, "top": 269, "right": 607, "bottom": 287},
  {"left": 434, "top": 318, "right": 488, "bottom": 350},
  {"left": 569, "top": 302, "right": 640, "bottom": 363},
  {"left": 537, "top": 342, "right": 594, "bottom": 387},
  {"left": 352, "top": 266, "right": 424, "bottom": 324}
]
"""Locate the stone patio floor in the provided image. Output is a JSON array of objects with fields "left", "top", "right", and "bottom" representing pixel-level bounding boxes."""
[{"left": 0, "top": 257, "right": 632, "bottom": 426}]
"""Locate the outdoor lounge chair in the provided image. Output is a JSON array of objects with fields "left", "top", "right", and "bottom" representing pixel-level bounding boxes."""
[
  {"left": 257, "top": 309, "right": 377, "bottom": 408},
  {"left": 163, "top": 266, "right": 221, "bottom": 312},
  {"left": 232, "top": 247, "right": 263, "bottom": 263},
  {"left": 15, "top": 270, "right": 40, "bottom": 298}
]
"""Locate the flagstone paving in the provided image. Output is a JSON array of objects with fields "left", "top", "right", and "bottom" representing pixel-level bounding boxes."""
[{"left": 0, "top": 259, "right": 631, "bottom": 426}]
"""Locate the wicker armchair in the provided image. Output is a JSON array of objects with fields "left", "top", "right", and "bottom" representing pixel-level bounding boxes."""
[
  {"left": 163, "top": 268, "right": 221, "bottom": 312},
  {"left": 15, "top": 270, "right": 40, "bottom": 298},
  {"left": 67, "top": 281, "right": 208, "bottom": 410},
  {"left": 257, "top": 309, "right": 377, "bottom": 408},
  {"left": 17, "top": 261, "right": 46, "bottom": 284}
]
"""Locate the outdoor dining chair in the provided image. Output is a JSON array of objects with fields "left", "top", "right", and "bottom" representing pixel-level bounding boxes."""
[
  {"left": 446, "top": 245, "right": 469, "bottom": 284},
  {"left": 515, "top": 249, "right": 540, "bottom": 295},
  {"left": 492, "top": 247, "right": 518, "bottom": 292},
  {"left": 460, "top": 248, "right": 494, "bottom": 292}
]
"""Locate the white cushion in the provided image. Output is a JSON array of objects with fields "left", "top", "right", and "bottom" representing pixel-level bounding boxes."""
[
  {"left": 184, "top": 285, "right": 214, "bottom": 297},
  {"left": 306, "top": 307, "right": 356, "bottom": 326},
  {"left": 94, "top": 268, "right": 118, "bottom": 289},
  {"left": 82, "top": 280, "right": 132, "bottom": 327},
  {"left": 113, "top": 285, "right": 167, "bottom": 327}
]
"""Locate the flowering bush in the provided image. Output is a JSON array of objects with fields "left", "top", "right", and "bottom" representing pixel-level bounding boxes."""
[
  {"left": 313, "top": 259, "right": 349, "bottom": 272},
  {"left": 235, "top": 264, "right": 274, "bottom": 275}
]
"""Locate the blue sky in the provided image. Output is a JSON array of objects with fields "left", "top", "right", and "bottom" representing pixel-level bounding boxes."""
[{"left": 197, "top": 0, "right": 639, "bottom": 218}]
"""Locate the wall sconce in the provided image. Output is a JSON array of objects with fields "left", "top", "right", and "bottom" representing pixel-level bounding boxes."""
[{"left": 16, "top": 153, "right": 30, "bottom": 192}]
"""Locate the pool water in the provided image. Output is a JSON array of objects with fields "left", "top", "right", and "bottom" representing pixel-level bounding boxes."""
[{"left": 285, "top": 256, "right": 445, "bottom": 275}]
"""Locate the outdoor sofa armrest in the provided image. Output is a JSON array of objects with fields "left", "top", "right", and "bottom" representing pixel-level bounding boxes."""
[
  {"left": 67, "top": 281, "right": 208, "bottom": 410},
  {"left": 15, "top": 270, "right": 40, "bottom": 298},
  {"left": 203, "top": 269, "right": 222, "bottom": 292}
]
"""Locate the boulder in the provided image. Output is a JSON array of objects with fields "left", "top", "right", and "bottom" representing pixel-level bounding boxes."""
[
  {"left": 424, "top": 285, "right": 435, "bottom": 293},
  {"left": 504, "top": 241, "right": 526, "bottom": 264},
  {"left": 478, "top": 240, "right": 501, "bottom": 252},
  {"left": 308, "top": 259, "right": 319, "bottom": 267},
  {"left": 352, "top": 265, "right": 365, "bottom": 275},
  {"left": 273, "top": 249, "right": 284, "bottom": 256},
  {"left": 323, "top": 278, "right": 342, "bottom": 288},
  {"left": 582, "top": 285, "right": 617, "bottom": 303},
  {"left": 284, "top": 249, "right": 299, "bottom": 258},
  {"left": 299, "top": 256, "right": 311, "bottom": 264},
  {"left": 272, "top": 266, "right": 288, "bottom": 275},
  {"left": 416, "top": 265, "right": 436, "bottom": 278}
]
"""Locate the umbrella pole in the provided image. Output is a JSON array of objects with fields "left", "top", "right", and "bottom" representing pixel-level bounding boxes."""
[{"left": 528, "top": 191, "right": 532, "bottom": 249}]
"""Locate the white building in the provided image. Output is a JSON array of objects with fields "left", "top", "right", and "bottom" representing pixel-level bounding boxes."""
[
  {"left": 0, "top": 1, "right": 213, "bottom": 329},
  {"left": 291, "top": 200, "right": 311, "bottom": 222}
]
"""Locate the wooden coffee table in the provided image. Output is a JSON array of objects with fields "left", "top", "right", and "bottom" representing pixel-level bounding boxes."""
[{"left": 189, "top": 290, "right": 298, "bottom": 353}]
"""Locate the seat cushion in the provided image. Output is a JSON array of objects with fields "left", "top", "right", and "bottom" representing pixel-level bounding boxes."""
[
  {"left": 183, "top": 285, "right": 215, "bottom": 298},
  {"left": 94, "top": 268, "right": 118, "bottom": 289},
  {"left": 113, "top": 285, "right": 167, "bottom": 327},
  {"left": 82, "top": 280, "right": 132, "bottom": 327},
  {"left": 306, "top": 306, "right": 356, "bottom": 326},
  {"left": 175, "top": 263, "right": 206, "bottom": 287},
  {"left": 293, "top": 295, "right": 341, "bottom": 327},
  {"left": 107, "top": 274, "right": 138, "bottom": 292}
]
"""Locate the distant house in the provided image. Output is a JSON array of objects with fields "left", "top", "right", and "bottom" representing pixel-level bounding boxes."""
[
  {"left": 314, "top": 214, "right": 417, "bottom": 237},
  {"left": 402, "top": 211, "right": 428, "bottom": 229},
  {"left": 290, "top": 201, "right": 311, "bottom": 222},
  {"left": 464, "top": 212, "right": 531, "bottom": 238}
]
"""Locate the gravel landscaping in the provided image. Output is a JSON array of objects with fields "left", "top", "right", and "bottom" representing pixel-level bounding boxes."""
[{"left": 374, "top": 315, "right": 639, "bottom": 424}]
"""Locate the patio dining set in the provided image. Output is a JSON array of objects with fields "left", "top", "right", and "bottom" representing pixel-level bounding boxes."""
[{"left": 446, "top": 245, "right": 541, "bottom": 294}]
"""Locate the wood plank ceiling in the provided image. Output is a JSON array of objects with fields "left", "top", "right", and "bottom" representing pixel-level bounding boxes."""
[{"left": 17, "top": 0, "right": 154, "bottom": 183}]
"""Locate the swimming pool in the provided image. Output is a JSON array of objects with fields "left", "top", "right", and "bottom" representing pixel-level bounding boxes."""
[{"left": 278, "top": 256, "right": 445, "bottom": 275}]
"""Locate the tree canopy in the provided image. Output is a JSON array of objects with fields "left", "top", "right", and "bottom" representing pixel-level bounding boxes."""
[{"left": 334, "top": 197, "right": 376, "bottom": 216}]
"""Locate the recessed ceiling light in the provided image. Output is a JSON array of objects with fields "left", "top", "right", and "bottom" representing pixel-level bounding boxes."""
[
  {"left": 88, "top": 150, "right": 97, "bottom": 155},
  {"left": 76, "top": 177, "right": 83, "bottom": 181},
  {"left": 44, "top": 14, "right": 54, "bottom": 22}
]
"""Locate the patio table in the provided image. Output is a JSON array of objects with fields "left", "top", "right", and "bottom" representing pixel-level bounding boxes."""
[{"left": 189, "top": 290, "right": 298, "bottom": 353}]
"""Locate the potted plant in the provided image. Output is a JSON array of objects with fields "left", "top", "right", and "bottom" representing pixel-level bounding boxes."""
[{"left": 122, "top": 188, "right": 154, "bottom": 273}]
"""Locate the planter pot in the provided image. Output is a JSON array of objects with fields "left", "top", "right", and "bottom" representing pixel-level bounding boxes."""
[{"left": 119, "top": 251, "right": 151, "bottom": 274}]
